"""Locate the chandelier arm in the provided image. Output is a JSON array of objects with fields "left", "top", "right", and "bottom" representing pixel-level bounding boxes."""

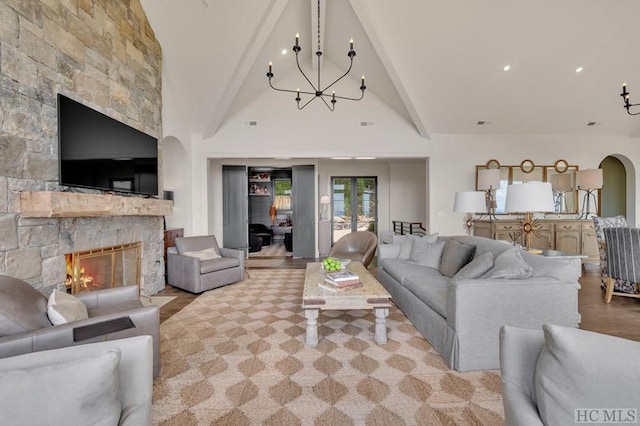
[
  {"left": 320, "top": 96, "right": 335, "bottom": 111},
  {"left": 295, "top": 51, "right": 318, "bottom": 92},
  {"left": 268, "top": 79, "right": 316, "bottom": 96},
  {"left": 333, "top": 91, "right": 365, "bottom": 101},
  {"left": 320, "top": 58, "right": 354, "bottom": 93},
  {"left": 298, "top": 97, "right": 318, "bottom": 110}
]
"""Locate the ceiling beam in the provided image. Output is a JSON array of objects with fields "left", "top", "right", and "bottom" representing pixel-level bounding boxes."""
[
  {"left": 348, "top": 0, "right": 430, "bottom": 139},
  {"left": 203, "top": 0, "right": 290, "bottom": 139}
]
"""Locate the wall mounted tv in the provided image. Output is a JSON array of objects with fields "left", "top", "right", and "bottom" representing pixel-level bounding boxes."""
[{"left": 57, "top": 93, "right": 159, "bottom": 196}]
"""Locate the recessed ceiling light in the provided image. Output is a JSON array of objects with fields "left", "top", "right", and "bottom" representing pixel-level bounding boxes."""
[
  {"left": 281, "top": 49, "right": 287, "bottom": 55},
  {"left": 576, "top": 67, "right": 584, "bottom": 73},
  {"left": 503, "top": 65, "right": 511, "bottom": 71},
  {"left": 331, "top": 157, "right": 352, "bottom": 160}
]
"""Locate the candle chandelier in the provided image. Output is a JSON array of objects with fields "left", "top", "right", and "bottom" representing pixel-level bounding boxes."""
[
  {"left": 266, "top": 0, "right": 366, "bottom": 111},
  {"left": 620, "top": 83, "right": 640, "bottom": 115}
]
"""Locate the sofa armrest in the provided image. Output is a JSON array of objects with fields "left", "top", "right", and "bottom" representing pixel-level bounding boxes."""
[
  {"left": 499, "top": 326, "right": 545, "bottom": 426},
  {"left": 378, "top": 244, "right": 401, "bottom": 260},
  {"left": 220, "top": 247, "right": 244, "bottom": 271},
  {"left": 0, "top": 336, "right": 153, "bottom": 426},
  {"left": 446, "top": 277, "right": 580, "bottom": 370},
  {"left": 0, "top": 305, "right": 159, "bottom": 360},
  {"left": 167, "top": 251, "right": 202, "bottom": 289},
  {"left": 76, "top": 285, "right": 140, "bottom": 309}
]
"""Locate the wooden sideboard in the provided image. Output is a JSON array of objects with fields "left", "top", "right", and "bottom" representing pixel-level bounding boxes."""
[{"left": 474, "top": 219, "right": 598, "bottom": 263}]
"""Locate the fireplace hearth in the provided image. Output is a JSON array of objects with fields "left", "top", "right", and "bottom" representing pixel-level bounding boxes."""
[{"left": 66, "top": 243, "right": 141, "bottom": 294}]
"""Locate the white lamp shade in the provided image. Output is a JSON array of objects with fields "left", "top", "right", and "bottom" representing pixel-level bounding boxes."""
[
  {"left": 319, "top": 195, "right": 330, "bottom": 204},
  {"left": 576, "top": 169, "right": 603, "bottom": 190},
  {"left": 505, "top": 182, "right": 555, "bottom": 213},
  {"left": 453, "top": 191, "right": 487, "bottom": 213},
  {"left": 477, "top": 169, "right": 501, "bottom": 190},
  {"left": 549, "top": 173, "right": 573, "bottom": 192}
]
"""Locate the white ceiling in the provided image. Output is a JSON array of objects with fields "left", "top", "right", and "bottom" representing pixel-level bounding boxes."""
[{"left": 140, "top": 0, "right": 640, "bottom": 139}]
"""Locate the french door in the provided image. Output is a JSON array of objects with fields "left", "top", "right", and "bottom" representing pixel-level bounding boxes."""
[{"left": 331, "top": 177, "right": 377, "bottom": 244}]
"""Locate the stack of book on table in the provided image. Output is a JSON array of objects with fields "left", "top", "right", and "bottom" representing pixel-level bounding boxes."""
[{"left": 319, "top": 270, "right": 362, "bottom": 293}]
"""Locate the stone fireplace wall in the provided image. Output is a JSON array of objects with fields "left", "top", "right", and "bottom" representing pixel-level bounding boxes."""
[{"left": 0, "top": 0, "right": 164, "bottom": 295}]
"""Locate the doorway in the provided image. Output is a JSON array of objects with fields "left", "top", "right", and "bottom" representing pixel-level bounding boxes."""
[
  {"left": 331, "top": 177, "right": 377, "bottom": 244},
  {"left": 599, "top": 156, "right": 626, "bottom": 217}
]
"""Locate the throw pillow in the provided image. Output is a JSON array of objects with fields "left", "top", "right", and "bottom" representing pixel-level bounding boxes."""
[
  {"left": 0, "top": 349, "right": 122, "bottom": 426},
  {"left": 482, "top": 248, "right": 533, "bottom": 279},
  {"left": 439, "top": 239, "right": 477, "bottom": 278},
  {"left": 535, "top": 324, "right": 640, "bottom": 426},
  {"left": 398, "top": 238, "right": 414, "bottom": 260},
  {"left": 453, "top": 251, "right": 495, "bottom": 280},
  {"left": 47, "top": 290, "right": 89, "bottom": 326},
  {"left": 184, "top": 247, "right": 221, "bottom": 261},
  {"left": 410, "top": 239, "right": 446, "bottom": 269}
]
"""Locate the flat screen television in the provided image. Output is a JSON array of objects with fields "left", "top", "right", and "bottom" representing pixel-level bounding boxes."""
[{"left": 57, "top": 94, "right": 159, "bottom": 196}]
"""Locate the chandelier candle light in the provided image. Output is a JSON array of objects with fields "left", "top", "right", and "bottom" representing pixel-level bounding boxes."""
[
  {"left": 621, "top": 83, "right": 640, "bottom": 115},
  {"left": 266, "top": 0, "right": 366, "bottom": 111}
]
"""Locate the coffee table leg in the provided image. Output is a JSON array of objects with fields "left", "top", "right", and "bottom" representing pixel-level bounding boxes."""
[
  {"left": 374, "top": 308, "right": 389, "bottom": 344},
  {"left": 305, "top": 309, "right": 319, "bottom": 346}
]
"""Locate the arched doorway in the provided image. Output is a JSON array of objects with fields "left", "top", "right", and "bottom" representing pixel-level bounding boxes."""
[{"left": 599, "top": 156, "right": 626, "bottom": 218}]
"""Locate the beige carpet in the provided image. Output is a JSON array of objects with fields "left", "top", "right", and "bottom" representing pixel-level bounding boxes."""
[{"left": 152, "top": 269, "right": 504, "bottom": 425}]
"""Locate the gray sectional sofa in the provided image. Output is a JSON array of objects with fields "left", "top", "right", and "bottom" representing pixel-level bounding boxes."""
[{"left": 377, "top": 234, "right": 581, "bottom": 371}]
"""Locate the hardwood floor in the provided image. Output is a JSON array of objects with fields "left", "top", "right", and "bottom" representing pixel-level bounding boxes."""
[{"left": 157, "top": 259, "right": 640, "bottom": 341}]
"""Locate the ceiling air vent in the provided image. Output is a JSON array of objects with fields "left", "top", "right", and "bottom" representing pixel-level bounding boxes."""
[
  {"left": 477, "top": 120, "right": 491, "bottom": 126},
  {"left": 587, "top": 121, "right": 598, "bottom": 126},
  {"left": 242, "top": 120, "right": 258, "bottom": 127},
  {"left": 360, "top": 121, "right": 375, "bottom": 127}
]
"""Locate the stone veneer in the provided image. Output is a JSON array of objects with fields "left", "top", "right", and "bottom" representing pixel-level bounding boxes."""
[{"left": 0, "top": 0, "right": 165, "bottom": 295}]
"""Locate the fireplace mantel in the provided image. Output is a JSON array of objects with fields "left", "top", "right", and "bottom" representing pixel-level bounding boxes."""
[{"left": 20, "top": 191, "right": 173, "bottom": 218}]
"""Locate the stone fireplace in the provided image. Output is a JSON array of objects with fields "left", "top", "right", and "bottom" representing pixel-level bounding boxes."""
[{"left": 66, "top": 242, "right": 141, "bottom": 294}]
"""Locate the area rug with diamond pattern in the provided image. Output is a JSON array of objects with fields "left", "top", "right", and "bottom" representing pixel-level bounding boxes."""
[{"left": 152, "top": 269, "right": 505, "bottom": 425}]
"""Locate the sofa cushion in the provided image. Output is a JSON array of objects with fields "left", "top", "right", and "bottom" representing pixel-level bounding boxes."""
[
  {"left": 47, "top": 290, "right": 89, "bottom": 326},
  {"left": 183, "top": 247, "right": 221, "bottom": 261},
  {"left": 379, "top": 259, "right": 441, "bottom": 285},
  {"left": 482, "top": 248, "right": 533, "bottom": 279},
  {"left": 410, "top": 239, "right": 446, "bottom": 268},
  {"left": 403, "top": 274, "right": 449, "bottom": 317},
  {"left": 88, "top": 299, "right": 143, "bottom": 317},
  {"left": 453, "top": 251, "right": 495, "bottom": 280},
  {"left": 398, "top": 238, "right": 414, "bottom": 260},
  {"left": 439, "top": 239, "right": 476, "bottom": 278},
  {"left": 0, "top": 275, "right": 51, "bottom": 336},
  {"left": 535, "top": 324, "right": 640, "bottom": 426},
  {"left": 0, "top": 348, "right": 122, "bottom": 426},
  {"left": 200, "top": 257, "right": 241, "bottom": 274}
]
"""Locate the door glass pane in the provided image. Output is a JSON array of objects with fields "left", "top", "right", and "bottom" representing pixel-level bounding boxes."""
[
  {"left": 357, "top": 178, "right": 376, "bottom": 233},
  {"left": 332, "top": 178, "right": 352, "bottom": 243}
]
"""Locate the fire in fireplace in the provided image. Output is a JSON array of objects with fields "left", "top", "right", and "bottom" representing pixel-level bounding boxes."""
[{"left": 65, "top": 243, "right": 141, "bottom": 294}]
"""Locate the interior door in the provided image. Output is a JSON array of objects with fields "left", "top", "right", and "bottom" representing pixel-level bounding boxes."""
[
  {"left": 222, "top": 165, "right": 248, "bottom": 254},
  {"left": 292, "top": 165, "right": 315, "bottom": 258}
]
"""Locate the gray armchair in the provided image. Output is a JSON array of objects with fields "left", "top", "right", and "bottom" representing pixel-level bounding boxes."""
[
  {"left": 167, "top": 235, "right": 244, "bottom": 293},
  {"left": 0, "top": 275, "right": 160, "bottom": 377},
  {"left": 0, "top": 335, "right": 153, "bottom": 426},
  {"left": 328, "top": 231, "right": 378, "bottom": 267},
  {"left": 603, "top": 227, "right": 640, "bottom": 303}
]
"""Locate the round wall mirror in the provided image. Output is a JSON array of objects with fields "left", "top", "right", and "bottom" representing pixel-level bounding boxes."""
[
  {"left": 520, "top": 159, "right": 535, "bottom": 173},
  {"left": 486, "top": 159, "right": 501, "bottom": 169},
  {"left": 554, "top": 159, "right": 569, "bottom": 173}
]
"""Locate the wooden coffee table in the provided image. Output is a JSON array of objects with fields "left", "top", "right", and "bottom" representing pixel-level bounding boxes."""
[{"left": 302, "top": 262, "right": 392, "bottom": 346}]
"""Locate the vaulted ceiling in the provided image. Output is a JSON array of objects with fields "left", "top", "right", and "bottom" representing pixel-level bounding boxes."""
[{"left": 140, "top": 0, "right": 640, "bottom": 139}]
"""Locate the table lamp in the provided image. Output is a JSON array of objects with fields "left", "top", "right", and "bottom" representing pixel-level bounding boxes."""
[
  {"left": 319, "top": 195, "right": 330, "bottom": 221},
  {"left": 505, "top": 182, "right": 555, "bottom": 251},
  {"left": 549, "top": 173, "right": 573, "bottom": 213},
  {"left": 576, "top": 169, "right": 603, "bottom": 219},
  {"left": 453, "top": 191, "right": 487, "bottom": 234},
  {"left": 477, "top": 168, "right": 501, "bottom": 220},
  {"left": 269, "top": 205, "right": 277, "bottom": 226}
]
